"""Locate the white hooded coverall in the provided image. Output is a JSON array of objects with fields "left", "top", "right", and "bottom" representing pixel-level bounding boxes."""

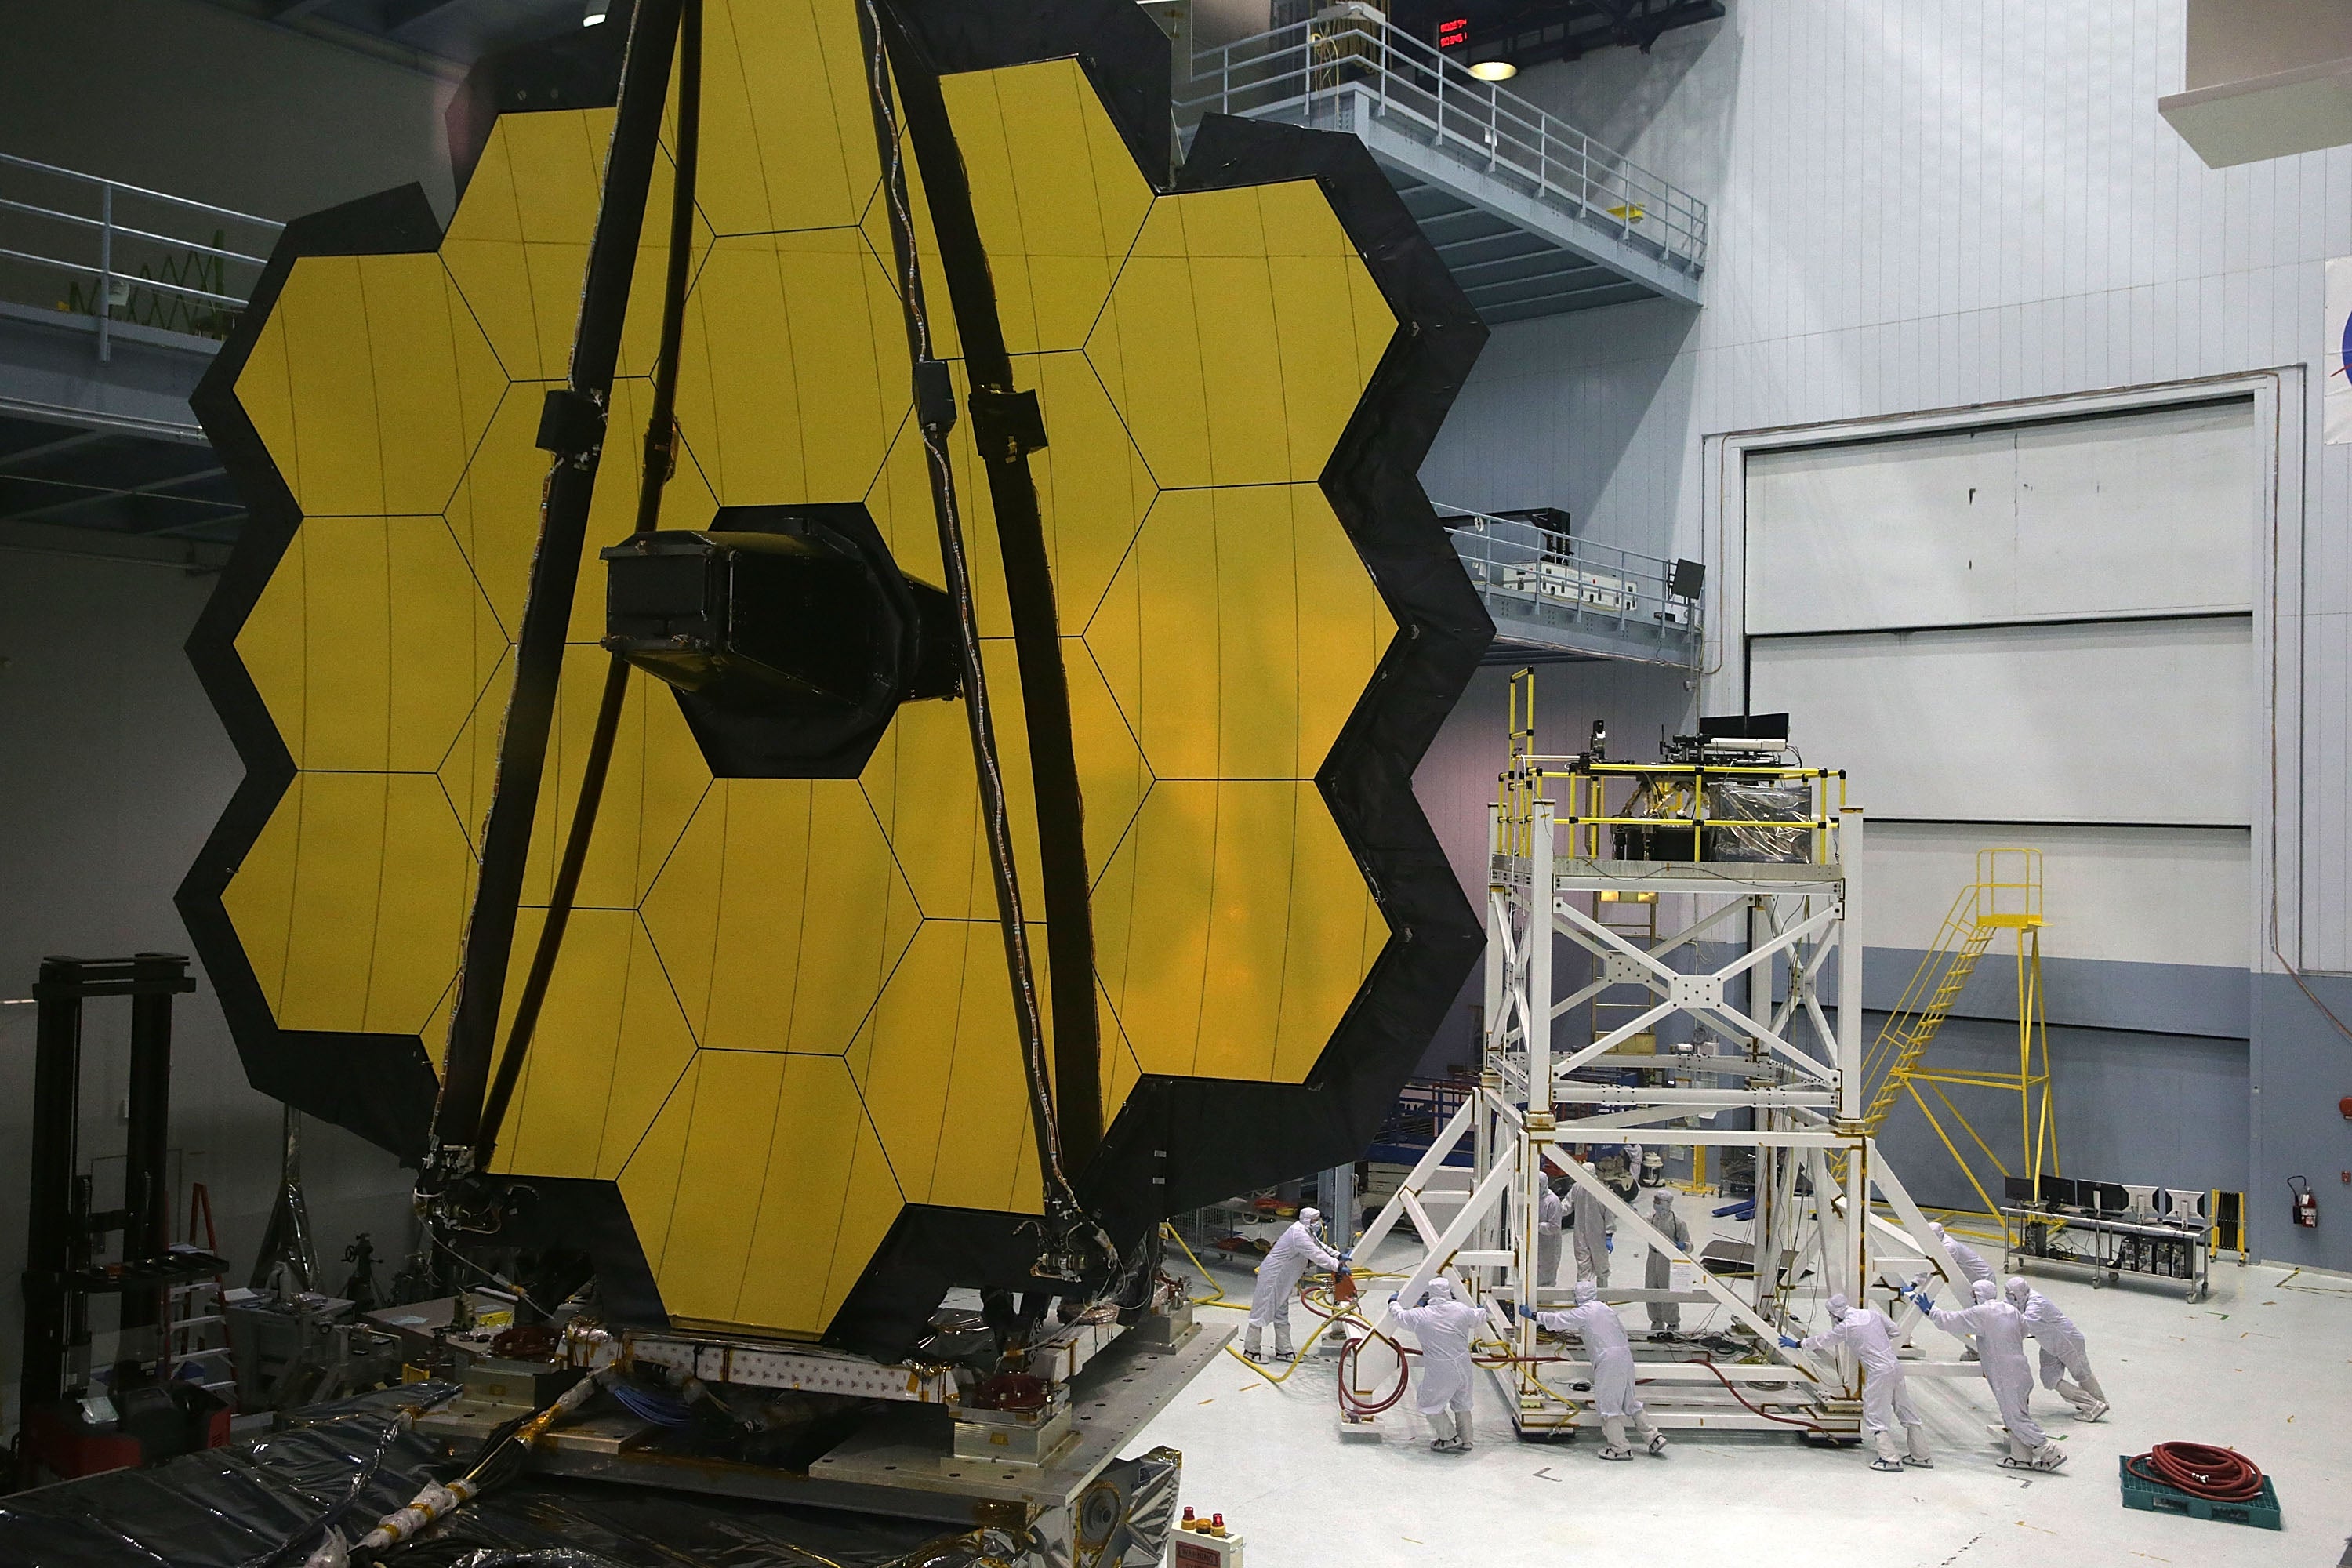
[
  {"left": 1536, "top": 1185, "right": 1565, "bottom": 1287},
  {"left": 1392, "top": 1279, "right": 1484, "bottom": 1447},
  {"left": 2012, "top": 1282, "right": 2107, "bottom": 1414},
  {"left": 1247, "top": 1216, "right": 1340, "bottom": 1359},
  {"left": 1570, "top": 1179, "right": 1610, "bottom": 1287},
  {"left": 1800, "top": 1300, "right": 1929, "bottom": 1466},
  {"left": 1925, "top": 1286, "right": 2056, "bottom": 1463},
  {"left": 1536, "top": 1286, "right": 1658, "bottom": 1454},
  {"left": 1643, "top": 1198, "right": 1689, "bottom": 1332},
  {"left": 1931, "top": 1223, "right": 1995, "bottom": 1288}
]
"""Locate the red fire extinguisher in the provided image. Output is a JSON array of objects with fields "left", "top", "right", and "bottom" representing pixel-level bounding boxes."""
[{"left": 2290, "top": 1176, "right": 2318, "bottom": 1228}]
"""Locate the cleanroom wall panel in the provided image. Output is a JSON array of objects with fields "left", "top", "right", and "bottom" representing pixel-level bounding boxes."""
[
  {"left": 1746, "top": 399, "right": 2258, "bottom": 636},
  {"left": 1747, "top": 617, "right": 2256, "bottom": 825},
  {"left": 1417, "top": 0, "right": 2339, "bottom": 1264},
  {"left": 1855, "top": 820, "right": 2252, "bottom": 971}
]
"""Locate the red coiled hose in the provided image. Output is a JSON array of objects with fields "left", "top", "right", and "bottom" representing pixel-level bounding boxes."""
[
  {"left": 2124, "top": 1442, "right": 2264, "bottom": 1501},
  {"left": 1337, "top": 1321, "right": 1413, "bottom": 1417}
]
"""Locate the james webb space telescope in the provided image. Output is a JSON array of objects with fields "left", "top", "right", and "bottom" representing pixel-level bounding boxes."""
[{"left": 172, "top": 0, "right": 1490, "bottom": 1554}]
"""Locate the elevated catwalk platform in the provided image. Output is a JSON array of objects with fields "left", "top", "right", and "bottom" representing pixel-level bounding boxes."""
[{"left": 1181, "top": 16, "right": 1708, "bottom": 322}]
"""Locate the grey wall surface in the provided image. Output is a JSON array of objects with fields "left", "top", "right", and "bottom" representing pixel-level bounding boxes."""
[
  {"left": 0, "top": 552, "right": 416, "bottom": 1399},
  {"left": 2250, "top": 972, "right": 2352, "bottom": 1271},
  {"left": 1409, "top": 659, "right": 1697, "bottom": 1078},
  {"left": 0, "top": 0, "right": 456, "bottom": 223},
  {"left": 1867, "top": 1014, "right": 2252, "bottom": 1216},
  {"left": 1412, "top": 0, "right": 2352, "bottom": 1269},
  {"left": 1867, "top": 950, "right": 2250, "bottom": 1041}
]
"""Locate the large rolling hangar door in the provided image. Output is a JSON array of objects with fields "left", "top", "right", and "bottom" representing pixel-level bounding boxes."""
[{"left": 1741, "top": 396, "right": 2259, "bottom": 1013}]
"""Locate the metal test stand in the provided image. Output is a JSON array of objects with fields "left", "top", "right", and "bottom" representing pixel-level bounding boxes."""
[{"left": 1355, "top": 675, "right": 1979, "bottom": 1439}]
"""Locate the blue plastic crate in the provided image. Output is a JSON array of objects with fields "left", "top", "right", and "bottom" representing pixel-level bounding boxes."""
[{"left": 2117, "top": 1455, "right": 2281, "bottom": 1531}]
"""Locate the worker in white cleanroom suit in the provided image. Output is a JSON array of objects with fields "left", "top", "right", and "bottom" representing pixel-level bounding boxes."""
[
  {"left": 1523, "top": 1281, "right": 1664, "bottom": 1460},
  {"left": 1245, "top": 1207, "right": 1345, "bottom": 1362},
  {"left": 1643, "top": 1190, "right": 1690, "bottom": 1335},
  {"left": 1908, "top": 1277, "right": 2065, "bottom": 1471},
  {"left": 1570, "top": 1164, "right": 1611, "bottom": 1287},
  {"left": 1921, "top": 1221, "right": 1994, "bottom": 1359},
  {"left": 1926, "top": 1221, "right": 1994, "bottom": 1288},
  {"left": 1779, "top": 1293, "right": 1932, "bottom": 1472},
  {"left": 2005, "top": 1276, "right": 2110, "bottom": 1421},
  {"left": 1536, "top": 1179, "right": 1566, "bottom": 1287},
  {"left": 1392, "top": 1278, "right": 1484, "bottom": 1452}
]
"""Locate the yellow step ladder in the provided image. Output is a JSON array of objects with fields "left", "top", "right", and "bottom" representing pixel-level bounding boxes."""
[{"left": 1857, "top": 849, "right": 2057, "bottom": 1218}]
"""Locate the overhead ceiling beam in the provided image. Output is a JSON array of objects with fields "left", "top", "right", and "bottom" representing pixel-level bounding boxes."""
[
  {"left": 0, "top": 465, "right": 233, "bottom": 528},
  {"left": 1471, "top": 271, "right": 1653, "bottom": 312},
  {"left": 0, "top": 430, "right": 111, "bottom": 469},
  {"left": 196, "top": 0, "right": 466, "bottom": 82},
  {"left": 1440, "top": 0, "right": 1725, "bottom": 64},
  {"left": 380, "top": 0, "right": 477, "bottom": 37}
]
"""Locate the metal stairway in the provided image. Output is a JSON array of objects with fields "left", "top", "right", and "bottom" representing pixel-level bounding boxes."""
[
  {"left": 1855, "top": 849, "right": 2057, "bottom": 1217},
  {"left": 1859, "top": 912, "right": 1997, "bottom": 1134}
]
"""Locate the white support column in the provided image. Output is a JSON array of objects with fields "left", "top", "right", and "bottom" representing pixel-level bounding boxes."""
[
  {"left": 1363, "top": 1160, "right": 1519, "bottom": 1336},
  {"left": 1483, "top": 804, "right": 1507, "bottom": 1062},
  {"left": 1527, "top": 799, "right": 1554, "bottom": 1116},
  {"left": 1842, "top": 1133, "right": 1869, "bottom": 1316},
  {"left": 1353, "top": 1095, "right": 1477, "bottom": 1260},
  {"left": 1837, "top": 808, "right": 1864, "bottom": 1121},
  {"left": 1550, "top": 1154, "right": 1802, "bottom": 1354}
]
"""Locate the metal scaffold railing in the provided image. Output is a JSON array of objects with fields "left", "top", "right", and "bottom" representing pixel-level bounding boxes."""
[
  {"left": 1178, "top": 14, "right": 1709, "bottom": 278},
  {"left": 0, "top": 150, "right": 281, "bottom": 361},
  {"left": 1439, "top": 505, "right": 1703, "bottom": 668}
]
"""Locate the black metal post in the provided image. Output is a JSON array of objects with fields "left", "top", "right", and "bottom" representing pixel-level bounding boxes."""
[
  {"left": 22, "top": 958, "right": 85, "bottom": 1413},
  {"left": 429, "top": 0, "right": 688, "bottom": 1176},
  {"left": 118, "top": 976, "right": 174, "bottom": 1340},
  {"left": 473, "top": 0, "right": 705, "bottom": 1176},
  {"left": 869, "top": 0, "right": 1105, "bottom": 1193}
]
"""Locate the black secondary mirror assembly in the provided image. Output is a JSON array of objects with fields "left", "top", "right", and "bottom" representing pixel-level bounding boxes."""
[{"left": 602, "top": 501, "right": 960, "bottom": 778}]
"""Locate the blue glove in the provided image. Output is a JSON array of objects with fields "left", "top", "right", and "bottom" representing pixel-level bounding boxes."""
[
  {"left": 1515, "top": 1301, "right": 1538, "bottom": 1321},
  {"left": 1605, "top": 1236, "right": 1613, "bottom": 1252},
  {"left": 1778, "top": 1334, "right": 1802, "bottom": 1349},
  {"left": 1907, "top": 1287, "right": 1933, "bottom": 1311},
  {"left": 1338, "top": 1250, "right": 1354, "bottom": 1265}
]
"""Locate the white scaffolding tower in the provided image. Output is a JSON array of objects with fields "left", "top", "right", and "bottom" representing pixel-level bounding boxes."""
[{"left": 1352, "top": 677, "right": 1976, "bottom": 1441}]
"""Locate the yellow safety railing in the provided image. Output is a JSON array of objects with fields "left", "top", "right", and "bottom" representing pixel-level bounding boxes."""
[{"left": 1496, "top": 667, "right": 1846, "bottom": 866}]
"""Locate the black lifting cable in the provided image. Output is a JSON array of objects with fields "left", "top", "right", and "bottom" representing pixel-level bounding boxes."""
[
  {"left": 424, "top": 0, "right": 687, "bottom": 1189},
  {"left": 472, "top": 0, "right": 706, "bottom": 1177},
  {"left": 854, "top": 0, "right": 1109, "bottom": 1279},
  {"left": 866, "top": 2, "right": 1106, "bottom": 1181}
]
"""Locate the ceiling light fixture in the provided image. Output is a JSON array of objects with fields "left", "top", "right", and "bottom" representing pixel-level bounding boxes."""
[
  {"left": 1468, "top": 60, "right": 1518, "bottom": 82},
  {"left": 583, "top": 3, "right": 609, "bottom": 25}
]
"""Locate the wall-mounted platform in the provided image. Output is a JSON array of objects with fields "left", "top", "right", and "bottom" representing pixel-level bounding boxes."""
[
  {"left": 1181, "top": 16, "right": 1707, "bottom": 322},
  {"left": 0, "top": 151, "right": 273, "bottom": 557},
  {"left": 1442, "top": 507, "right": 1702, "bottom": 668}
]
